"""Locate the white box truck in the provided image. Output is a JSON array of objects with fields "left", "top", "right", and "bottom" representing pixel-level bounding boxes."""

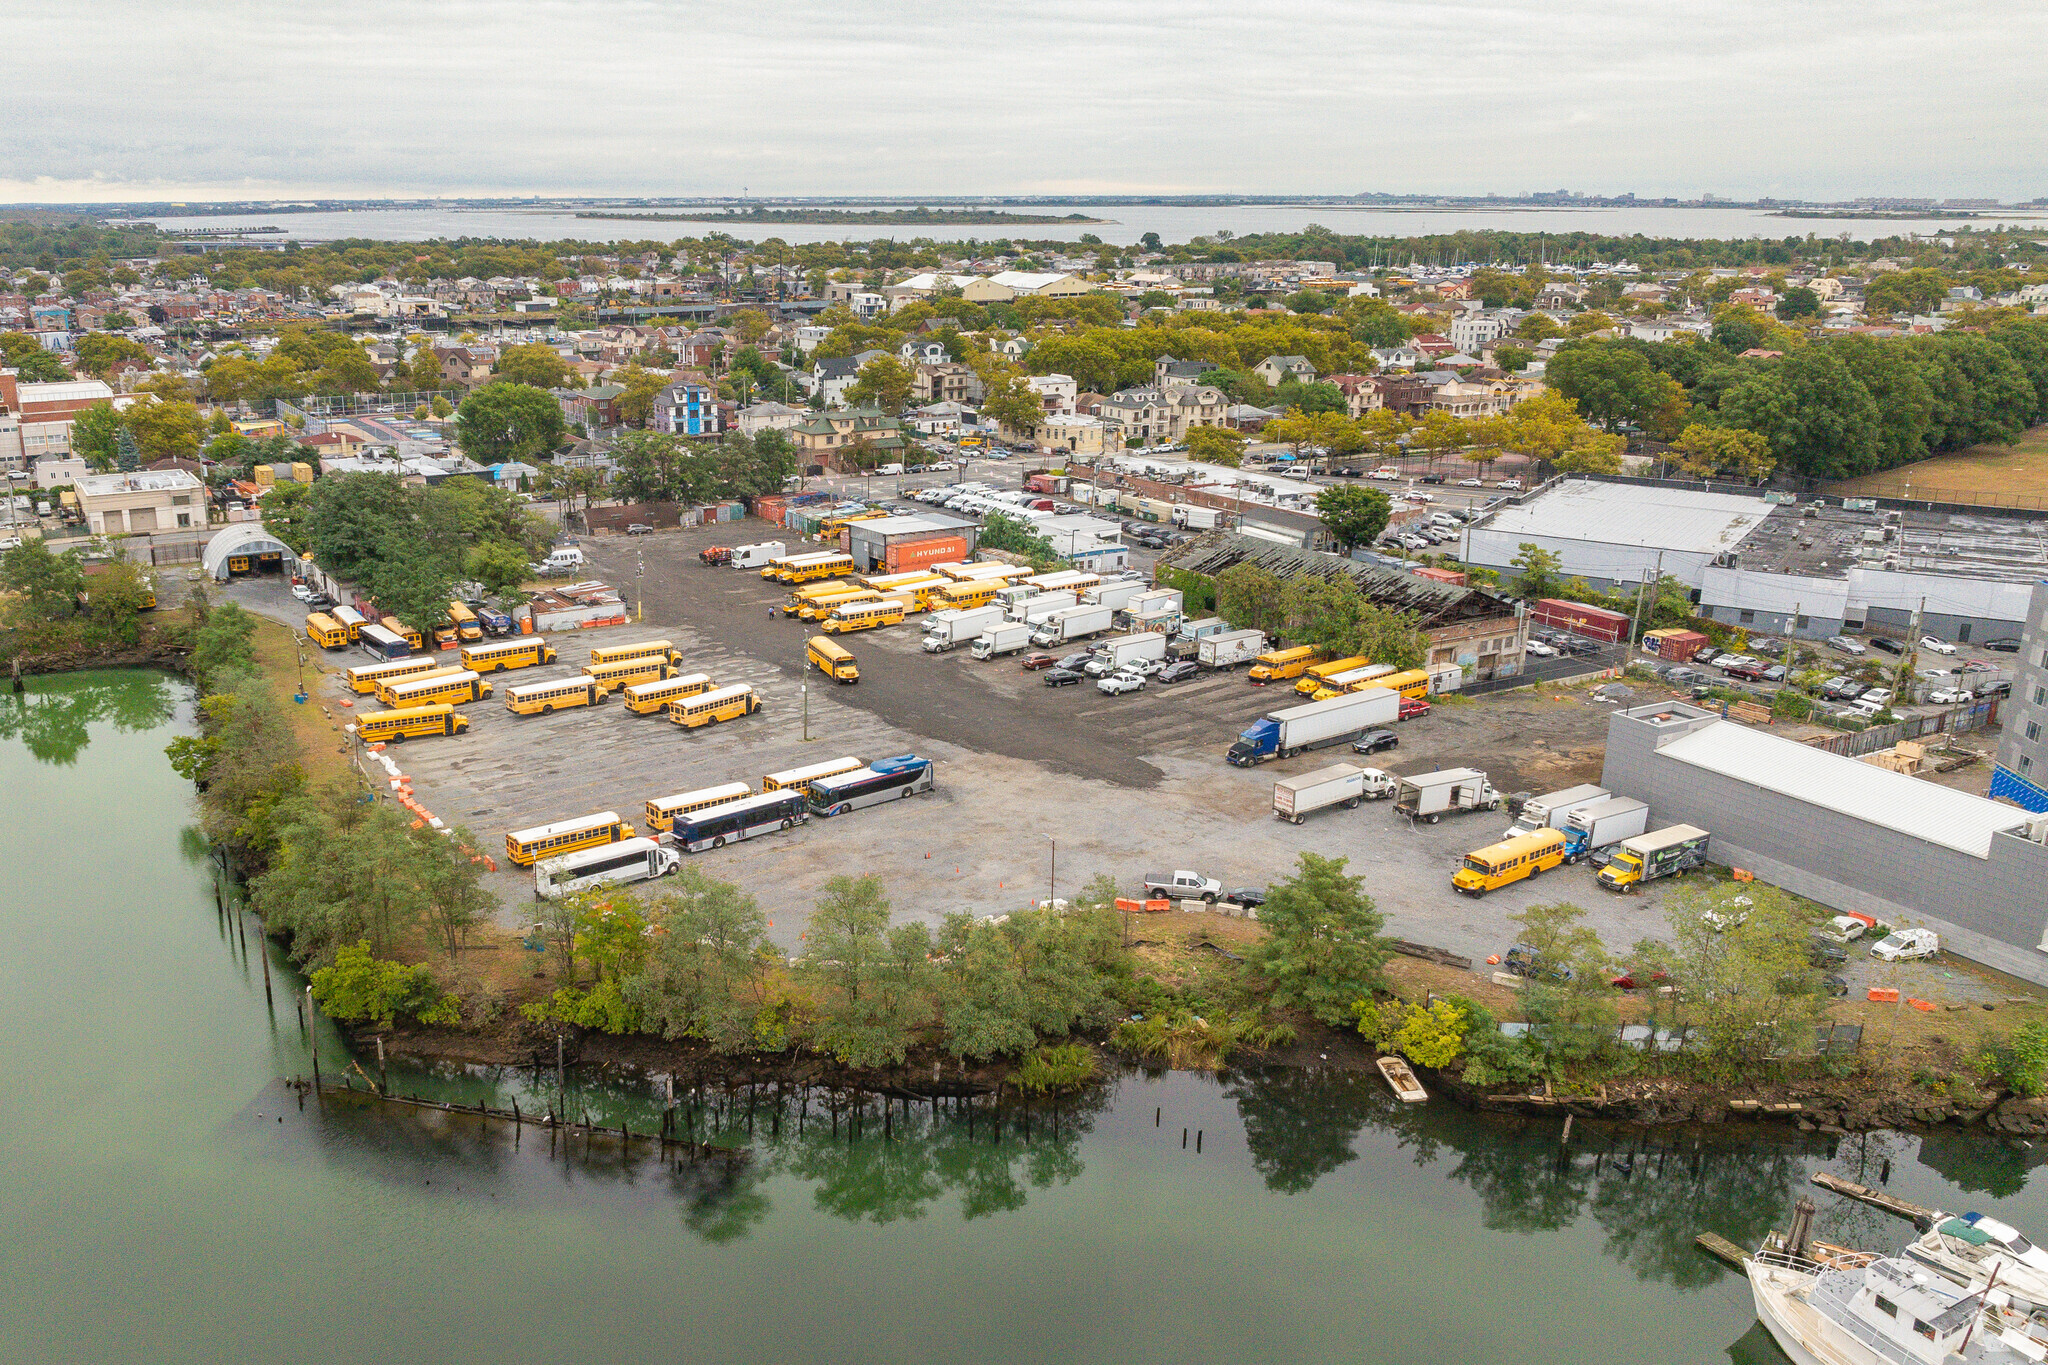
[
  {"left": 923, "top": 606, "right": 1006, "bottom": 653},
  {"left": 1174, "top": 506, "right": 1220, "bottom": 531},
  {"left": 1198, "top": 628, "right": 1268, "bottom": 670},
  {"left": 1030, "top": 605, "right": 1114, "bottom": 647},
  {"left": 1393, "top": 768, "right": 1502, "bottom": 823},
  {"left": 1506, "top": 783, "right": 1611, "bottom": 839},
  {"left": 1272, "top": 763, "right": 1370, "bottom": 823},
  {"left": 729, "top": 541, "right": 786, "bottom": 570},
  {"left": 1126, "top": 588, "right": 1183, "bottom": 617},
  {"left": 1011, "top": 591, "right": 1078, "bottom": 625},
  {"left": 1227, "top": 687, "right": 1400, "bottom": 765},
  {"left": 1559, "top": 796, "right": 1650, "bottom": 862},
  {"left": 1085, "top": 580, "right": 1147, "bottom": 613},
  {"left": 1084, "top": 632, "right": 1169, "bottom": 677},
  {"left": 1178, "top": 617, "right": 1228, "bottom": 642},
  {"left": 969, "top": 623, "right": 1034, "bottom": 660}
]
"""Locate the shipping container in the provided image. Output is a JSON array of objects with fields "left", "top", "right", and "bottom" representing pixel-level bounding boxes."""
[
  {"left": 1531, "top": 598, "right": 1630, "bottom": 643},
  {"left": 1411, "top": 566, "right": 1467, "bottom": 586},
  {"left": 885, "top": 534, "right": 971, "bottom": 572},
  {"left": 1642, "top": 628, "right": 1709, "bottom": 662}
]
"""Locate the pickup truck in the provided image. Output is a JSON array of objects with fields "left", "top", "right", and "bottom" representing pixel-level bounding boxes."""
[{"left": 1142, "top": 869, "right": 1222, "bottom": 903}]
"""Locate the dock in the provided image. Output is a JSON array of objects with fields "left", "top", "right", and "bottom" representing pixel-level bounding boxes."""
[
  {"left": 1695, "top": 1232, "right": 1750, "bottom": 1269},
  {"left": 1810, "top": 1171, "right": 1939, "bottom": 1229}
]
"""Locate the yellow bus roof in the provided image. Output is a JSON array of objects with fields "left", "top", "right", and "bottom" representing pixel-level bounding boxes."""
[
  {"left": 1466, "top": 828, "right": 1567, "bottom": 865},
  {"left": 464, "top": 636, "right": 550, "bottom": 655},
  {"left": 508, "top": 811, "right": 626, "bottom": 843},
  {"left": 358, "top": 703, "right": 458, "bottom": 723},
  {"left": 506, "top": 675, "right": 598, "bottom": 698}
]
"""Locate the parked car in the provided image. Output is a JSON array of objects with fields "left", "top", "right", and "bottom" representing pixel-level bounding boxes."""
[
  {"left": 1225, "top": 887, "right": 1266, "bottom": 909},
  {"left": 1398, "top": 698, "right": 1431, "bottom": 721},
  {"left": 1961, "top": 659, "right": 1999, "bottom": 673},
  {"left": 1826, "top": 635, "right": 1867, "bottom": 655},
  {"left": 1984, "top": 638, "right": 2021, "bottom": 653},
  {"left": 1056, "top": 652, "right": 1095, "bottom": 672},
  {"left": 1369, "top": 468, "right": 1401, "bottom": 480},
  {"left": 1120, "top": 656, "right": 1167, "bottom": 678},
  {"left": 1927, "top": 687, "right": 1973, "bottom": 704},
  {"left": 1724, "top": 661, "right": 1768, "bottom": 681},
  {"left": 1870, "top": 928, "right": 1940, "bottom": 962},
  {"left": 1980, "top": 680, "right": 2013, "bottom": 698},
  {"left": 1352, "top": 727, "right": 1399, "bottom": 755},
  {"left": 1019, "top": 653, "right": 1057, "bottom": 671},
  {"left": 1043, "top": 668, "right": 1084, "bottom": 687},
  {"left": 1693, "top": 645, "right": 1723, "bottom": 666},
  {"left": 1760, "top": 664, "right": 1787, "bottom": 683},
  {"left": 1525, "top": 640, "right": 1556, "bottom": 657},
  {"left": 1860, "top": 687, "right": 1894, "bottom": 706},
  {"left": 1871, "top": 637, "right": 1905, "bottom": 656},
  {"left": 1156, "top": 660, "right": 1202, "bottom": 684},
  {"left": 290, "top": 583, "right": 317, "bottom": 603},
  {"left": 1751, "top": 638, "right": 1785, "bottom": 658},
  {"left": 1420, "top": 473, "right": 1446, "bottom": 485},
  {"left": 626, "top": 523, "right": 654, "bottom": 536},
  {"left": 1919, "top": 636, "right": 1957, "bottom": 655},
  {"left": 1096, "top": 672, "right": 1146, "bottom": 696},
  {"left": 1497, "top": 478, "right": 1524, "bottom": 490},
  {"left": 1458, "top": 477, "right": 1485, "bottom": 487}
]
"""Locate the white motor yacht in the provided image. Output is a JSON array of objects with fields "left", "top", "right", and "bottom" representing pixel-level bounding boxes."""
[
  {"left": 1906, "top": 1215, "right": 2048, "bottom": 1309},
  {"left": 1747, "top": 1247, "right": 2048, "bottom": 1363}
]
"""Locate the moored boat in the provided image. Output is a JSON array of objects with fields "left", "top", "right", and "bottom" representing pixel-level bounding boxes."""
[
  {"left": 1747, "top": 1245, "right": 2048, "bottom": 1363},
  {"left": 1905, "top": 1213, "right": 2048, "bottom": 1309},
  {"left": 1376, "top": 1055, "right": 1427, "bottom": 1103}
]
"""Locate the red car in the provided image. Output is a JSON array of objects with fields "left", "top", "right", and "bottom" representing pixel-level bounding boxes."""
[
  {"left": 1398, "top": 698, "right": 1431, "bottom": 721},
  {"left": 1019, "top": 653, "right": 1057, "bottom": 670}
]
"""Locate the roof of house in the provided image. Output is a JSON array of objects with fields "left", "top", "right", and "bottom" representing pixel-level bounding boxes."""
[
  {"left": 1159, "top": 531, "right": 1519, "bottom": 628},
  {"left": 1655, "top": 719, "right": 2031, "bottom": 859}
]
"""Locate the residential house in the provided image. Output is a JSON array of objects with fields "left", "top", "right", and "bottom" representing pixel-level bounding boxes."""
[
  {"left": 431, "top": 346, "right": 493, "bottom": 388},
  {"left": 563, "top": 384, "right": 627, "bottom": 431},
  {"left": 960, "top": 272, "right": 1096, "bottom": 303},
  {"left": 1729, "top": 287, "right": 1778, "bottom": 311},
  {"left": 1097, "top": 385, "right": 1229, "bottom": 445},
  {"left": 1448, "top": 311, "right": 1511, "bottom": 356},
  {"left": 1154, "top": 356, "right": 1220, "bottom": 387},
  {"left": 788, "top": 407, "right": 910, "bottom": 466},
  {"left": 734, "top": 401, "right": 805, "bottom": 436},
  {"left": 913, "top": 362, "right": 977, "bottom": 405},
  {"left": 1434, "top": 279, "right": 1476, "bottom": 301},
  {"left": 908, "top": 401, "right": 976, "bottom": 435},
  {"left": 1428, "top": 381, "right": 1504, "bottom": 418},
  {"left": 1410, "top": 335, "right": 1458, "bottom": 360},
  {"left": 1251, "top": 355, "right": 1317, "bottom": 387},
  {"left": 1027, "top": 373, "right": 1078, "bottom": 416},
  {"left": 1325, "top": 373, "right": 1385, "bottom": 419},
  {"left": 651, "top": 381, "right": 722, "bottom": 438},
  {"left": 896, "top": 338, "right": 951, "bottom": 368},
  {"left": 811, "top": 357, "right": 863, "bottom": 407},
  {"left": 1369, "top": 345, "right": 1424, "bottom": 371}
]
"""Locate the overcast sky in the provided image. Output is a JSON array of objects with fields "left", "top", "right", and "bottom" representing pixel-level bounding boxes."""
[{"left": 3, "top": 0, "right": 2043, "bottom": 203}]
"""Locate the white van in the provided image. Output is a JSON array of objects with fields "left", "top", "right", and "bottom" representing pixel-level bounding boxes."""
[
  {"left": 531, "top": 546, "right": 587, "bottom": 577},
  {"left": 875, "top": 462, "right": 904, "bottom": 476}
]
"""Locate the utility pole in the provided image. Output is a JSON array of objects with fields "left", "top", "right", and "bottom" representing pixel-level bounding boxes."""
[
  {"left": 1044, "top": 834, "right": 1056, "bottom": 907},
  {"left": 636, "top": 549, "right": 644, "bottom": 623},
  {"left": 801, "top": 640, "right": 810, "bottom": 742},
  {"left": 1629, "top": 549, "right": 1664, "bottom": 662}
]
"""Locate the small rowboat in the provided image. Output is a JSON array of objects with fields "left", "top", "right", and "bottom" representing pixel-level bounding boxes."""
[{"left": 1377, "top": 1055, "right": 1428, "bottom": 1103}]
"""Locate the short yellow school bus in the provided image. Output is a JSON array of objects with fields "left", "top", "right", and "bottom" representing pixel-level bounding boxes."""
[
  {"left": 331, "top": 605, "right": 368, "bottom": 641},
  {"left": 345, "top": 656, "right": 445, "bottom": 695},
  {"left": 461, "top": 637, "right": 557, "bottom": 673},
  {"left": 1451, "top": 828, "right": 1568, "bottom": 896},
  {"left": 667, "top": 683, "right": 760, "bottom": 728},
  {"left": 797, "top": 587, "right": 879, "bottom": 620},
  {"left": 504, "top": 811, "right": 638, "bottom": 867},
  {"left": 820, "top": 599, "right": 906, "bottom": 634},
  {"left": 505, "top": 676, "right": 609, "bottom": 716},
  {"left": 354, "top": 703, "right": 470, "bottom": 743},
  {"left": 762, "top": 755, "right": 863, "bottom": 793},
  {"left": 379, "top": 669, "right": 494, "bottom": 708},
  {"left": 1295, "top": 656, "right": 1370, "bottom": 696},
  {"left": 446, "top": 601, "right": 483, "bottom": 643},
  {"left": 1248, "top": 645, "right": 1326, "bottom": 683},
  {"left": 304, "top": 612, "right": 349, "bottom": 649},
  {"left": 807, "top": 635, "right": 859, "bottom": 683},
  {"left": 644, "top": 781, "right": 753, "bottom": 834},
  {"left": 621, "top": 671, "right": 714, "bottom": 715},
  {"left": 583, "top": 656, "right": 677, "bottom": 690},
  {"left": 381, "top": 616, "right": 425, "bottom": 651},
  {"left": 588, "top": 639, "right": 683, "bottom": 668}
]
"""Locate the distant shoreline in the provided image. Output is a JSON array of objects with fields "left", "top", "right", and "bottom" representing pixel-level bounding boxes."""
[{"left": 574, "top": 208, "right": 1111, "bottom": 226}]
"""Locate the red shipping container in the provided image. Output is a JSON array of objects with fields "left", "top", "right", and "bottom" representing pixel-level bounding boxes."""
[
  {"left": 886, "top": 534, "right": 970, "bottom": 572},
  {"left": 1411, "top": 566, "right": 1467, "bottom": 586},
  {"left": 1644, "top": 629, "right": 1709, "bottom": 662},
  {"left": 1532, "top": 598, "right": 1631, "bottom": 643}
]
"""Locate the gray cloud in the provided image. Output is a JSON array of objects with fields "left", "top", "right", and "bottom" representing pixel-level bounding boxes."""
[{"left": 2, "top": 0, "right": 2043, "bottom": 201}]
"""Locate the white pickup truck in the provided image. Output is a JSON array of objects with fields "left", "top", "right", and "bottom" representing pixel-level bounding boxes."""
[{"left": 1141, "top": 869, "right": 1222, "bottom": 903}]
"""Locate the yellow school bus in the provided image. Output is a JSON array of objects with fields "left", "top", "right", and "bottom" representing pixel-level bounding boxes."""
[
  {"left": 667, "top": 683, "right": 760, "bottom": 728},
  {"left": 305, "top": 612, "right": 349, "bottom": 649},
  {"left": 505, "top": 810, "right": 638, "bottom": 867},
  {"left": 380, "top": 616, "right": 426, "bottom": 651},
  {"left": 1309, "top": 664, "right": 1396, "bottom": 700},
  {"left": 645, "top": 781, "right": 754, "bottom": 833},
  {"left": 1024, "top": 570, "right": 1100, "bottom": 598},
  {"left": 763, "top": 755, "right": 863, "bottom": 793},
  {"left": 785, "top": 579, "right": 862, "bottom": 614},
  {"left": 621, "top": 671, "right": 714, "bottom": 715},
  {"left": 936, "top": 581, "right": 1004, "bottom": 612},
  {"left": 445, "top": 601, "right": 484, "bottom": 643},
  {"left": 807, "top": 635, "right": 859, "bottom": 683},
  {"left": 332, "top": 605, "right": 368, "bottom": 641},
  {"left": 1452, "top": 828, "right": 1568, "bottom": 896},
  {"left": 764, "top": 551, "right": 856, "bottom": 584},
  {"left": 588, "top": 639, "right": 683, "bottom": 668},
  {"left": 462, "top": 637, "right": 557, "bottom": 673},
  {"left": 583, "top": 657, "right": 677, "bottom": 690},
  {"left": 797, "top": 587, "right": 880, "bottom": 620},
  {"left": 820, "top": 599, "right": 906, "bottom": 635},
  {"left": 369, "top": 665, "right": 464, "bottom": 703},
  {"left": 859, "top": 570, "right": 945, "bottom": 594},
  {"left": 1374, "top": 668, "right": 1433, "bottom": 702},
  {"left": 1248, "top": 645, "right": 1326, "bottom": 684},
  {"left": 761, "top": 551, "right": 841, "bottom": 580},
  {"left": 1294, "top": 656, "right": 1370, "bottom": 696},
  {"left": 505, "top": 675, "right": 609, "bottom": 716},
  {"left": 379, "top": 669, "right": 494, "bottom": 708},
  {"left": 938, "top": 562, "right": 1030, "bottom": 584},
  {"left": 345, "top": 655, "right": 445, "bottom": 695},
  {"left": 354, "top": 703, "right": 470, "bottom": 743}
]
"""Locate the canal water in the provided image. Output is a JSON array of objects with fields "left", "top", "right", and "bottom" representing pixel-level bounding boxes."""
[{"left": 6, "top": 670, "right": 2047, "bottom": 1364}]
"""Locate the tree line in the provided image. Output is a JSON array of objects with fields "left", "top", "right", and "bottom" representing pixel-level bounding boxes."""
[{"left": 1207, "top": 563, "right": 1433, "bottom": 669}]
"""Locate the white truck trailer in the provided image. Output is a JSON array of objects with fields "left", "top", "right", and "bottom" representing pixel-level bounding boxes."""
[
  {"left": 1505, "top": 783, "right": 1611, "bottom": 839},
  {"left": 1030, "top": 605, "right": 1114, "bottom": 648},
  {"left": 1227, "top": 687, "right": 1400, "bottom": 766},
  {"left": 1084, "top": 632, "right": 1169, "bottom": 676},
  {"left": 1011, "top": 592, "right": 1078, "bottom": 625},
  {"left": 922, "top": 606, "right": 1006, "bottom": 653},
  {"left": 1393, "top": 768, "right": 1502, "bottom": 823},
  {"left": 1272, "top": 763, "right": 1370, "bottom": 823},
  {"left": 969, "top": 622, "right": 1035, "bottom": 660},
  {"left": 1559, "top": 796, "right": 1650, "bottom": 862},
  {"left": 729, "top": 541, "right": 787, "bottom": 570},
  {"left": 1085, "top": 580, "right": 1147, "bottom": 613},
  {"left": 1198, "top": 628, "right": 1268, "bottom": 670}
]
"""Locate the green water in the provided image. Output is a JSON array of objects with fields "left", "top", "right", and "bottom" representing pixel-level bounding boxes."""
[{"left": 6, "top": 671, "right": 2047, "bottom": 1365}]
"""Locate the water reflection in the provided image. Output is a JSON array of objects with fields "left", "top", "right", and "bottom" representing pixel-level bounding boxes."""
[
  {"left": 4, "top": 670, "right": 175, "bottom": 765},
  {"left": 1222, "top": 1066, "right": 1388, "bottom": 1193}
]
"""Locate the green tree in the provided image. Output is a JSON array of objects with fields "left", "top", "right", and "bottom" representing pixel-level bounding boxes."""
[
  {"left": 1865, "top": 267, "right": 1950, "bottom": 318},
  {"left": 1314, "top": 483, "right": 1392, "bottom": 551},
  {"left": 1510, "top": 543, "right": 1564, "bottom": 600},
  {"left": 0, "top": 539, "right": 87, "bottom": 621},
  {"left": 456, "top": 382, "right": 568, "bottom": 464},
  {"left": 1493, "top": 344, "right": 1534, "bottom": 373},
  {"left": 124, "top": 398, "right": 205, "bottom": 461},
  {"left": 69, "top": 403, "right": 124, "bottom": 471},
  {"left": 0, "top": 332, "right": 71, "bottom": 381},
  {"left": 1669, "top": 424, "right": 1774, "bottom": 482},
  {"left": 407, "top": 345, "right": 445, "bottom": 391},
  {"left": 493, "top": 342, "right": 572, "bottom": 389},
  {"left": 1184, "top": 424, "right": 1247, "bottom": 467},
  {"left": 81, "top": 558, "right": 153, "bottom": 640},
  {"left": 625, "top": 869, "right": 772, "bottom": 1052},
  {"left": 1251, "top": 853, "right": 1390, "bottom": 1027},
  {"left": 1642, "top": 884, "right": 1823, "bottom": 1072},
  {"left": 302, "top": 473, "right": 413, "bottom": 581},
  {"left": 310, "top": 940, "right": 459, "bottom": 1028},
  {"left": 617, "top": 364, "right": 667, "bottom": 427},
  {"left": 366, "top": 538, "right": 458, "bottom": 637},
  {"left": 1507, "top": 901, "right": 1617, "bottom": 1064},
  {"left": 846, "top": 355, "right": 914, "bottom": 413},
  {"left": 978, "top": 512, "right": 1064, "bottom": 571},
  {"left": 188, "top": 600, "right": 258, "bottom": 688},
  {"left": 1775, "top": 287, "right": 1822, "bottom": 319},
  {"left": 1214, "top": 562, "right": 1292, "bottom": 636},
  {"left": 1545, "top": 343, "right": 1686, "bottom": 434},
  {"left": 72, "top": 333, "right": 150, "bottom": 378},
  {"left": 980, "top": 373, "right": 1044, "bottom": 432},
  {"left": 464, "top": 541, "right": 532, "bottom": 597},
  {"left": 310, "top": 344, "right": 380, "bottom": 396},
  {"left": 1719, "top": 348, "right": 1881, "bottom": 480},
  {"left": 803, "top": 874, "right": 917, "bottom": 1067}
]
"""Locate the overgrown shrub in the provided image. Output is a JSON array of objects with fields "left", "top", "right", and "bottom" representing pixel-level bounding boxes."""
[{"left": 310, "top": 940, "right": 460, "bottom": 1029}]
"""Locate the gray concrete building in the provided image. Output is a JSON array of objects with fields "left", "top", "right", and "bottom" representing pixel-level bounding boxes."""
[
  {"left": 1993, "top": 581, "right": 2048, "bottom": 809},
  {"left": 1602, "top": 701, "right": 2048, "bottom": 986}
]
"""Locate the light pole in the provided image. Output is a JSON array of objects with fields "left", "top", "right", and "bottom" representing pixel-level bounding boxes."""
[
  {"left": 1043, "top": 833, "right": 1056, "bottom": 907},
  {"left": 801, "top": 639, "right": 811, "bottom": 742},
  {"left": 636, "top": 549, "right": 644, "bottom": 623}
]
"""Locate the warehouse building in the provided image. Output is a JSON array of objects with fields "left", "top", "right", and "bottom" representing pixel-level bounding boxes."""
[
  {"left": 1602, "top": 701, "right": 2048, "bottom": 986},
  {"left": 1992, "top": 581, "right": 2048, "bottom": 811},
  {"left": 841, "top": 512, "right": 980, "bottom": 573},
  {"left": 1465, "top": 478, "right": 2048, "bottom": 645}
]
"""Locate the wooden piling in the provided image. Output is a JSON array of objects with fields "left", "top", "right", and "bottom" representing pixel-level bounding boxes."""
[
  {"left": 256, "top": 919, "right": 274, "bottom": 1009},
  {"left": 375, "top": 1034, "right": 387, "bottom": 1095},
  {"left": 1809, "top": 1171, "right": 1937, "bottom": 1229}
]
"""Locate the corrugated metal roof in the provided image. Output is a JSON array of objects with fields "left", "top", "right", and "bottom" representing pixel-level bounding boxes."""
[
  {"left": 1656, "top": 721, "right": 2030, "bottom": 859},
  {"left": 1160, "top": 531, "right": 1515, "bottom": 628}
]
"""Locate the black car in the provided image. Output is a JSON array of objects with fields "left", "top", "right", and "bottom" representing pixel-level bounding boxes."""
[
  {"left": 1352, "top": 727, "right": 1399, "bottom": 755},
  {"left": 1985, "top": 638, "right": 2022, "bottom": 653},
  {"left": 1157, "top": 660, "right": 1201, "bottom": 683},
  {"left": 1056, "top": 652, "right": 1094, "bottom": 672},
  {"left": 1561, "top": 637, "right": 1602, "bottom": 656},
  {"left": 1043, "top": 668, "right": 1084, "bottom": 687},
  {"left": 1761, "top": 664, "right": 1788, "bottom": 683},
  {"left": 1420, "top": 473, "right": 1446, "bottom": 485},
  {"left": 1225, "top": 886, "right": 1266, "bottom": 909},
  {"left": 1807, "top": 937, "right": 1848, "bottom": 967},
  {"left": 1871, "top": 637, "right": 1905, "bottom": 656}
]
